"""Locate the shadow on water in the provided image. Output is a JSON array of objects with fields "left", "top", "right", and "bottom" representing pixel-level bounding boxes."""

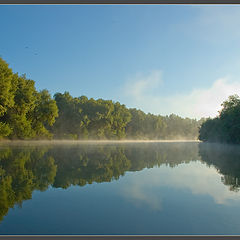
[{"left": 1, "top": 141, "right": 240, "bottom": 222}]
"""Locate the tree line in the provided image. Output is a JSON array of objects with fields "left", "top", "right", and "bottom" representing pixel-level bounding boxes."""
[
  {"left": 0, "top": 57, "right": 202, "bottom": 140},
  {"left": 199, "top": 94, "right": 240, "bottom": 144}
]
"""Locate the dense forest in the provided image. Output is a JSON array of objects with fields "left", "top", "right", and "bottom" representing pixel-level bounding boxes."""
[
  {"left": 0, "top": 57, "right": 203, "bottom": 140},
  {"left": 199, "top": 95, "right": 240, "bottom": 144},
  {"left": 0, "top": 57, "right": 58, "bottom": 139}
]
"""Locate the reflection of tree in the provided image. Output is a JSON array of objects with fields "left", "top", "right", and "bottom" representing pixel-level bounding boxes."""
[
  {"left": 199, "top": 143, "right": 240, "bottom": 191},
  {"left": 51, "top": 145, "right": 131, "bottom": 188},
  {"left": 3, "top": 142, "right": 240, "bottom": 223},
  {"left": 51, "top": 143, "right": 200, "bottom": 188},
  {"left": 221, "top": 175, "right": 240, "bottom": 192},
  {"left": 0, "top": 142, "right": 200, "bottom": 222},
  {"left": 0, "top": 146, "right": 57, "bottom": 222},
  {"left": 126, "top": 142, "right": 199, "bottom": 171}
]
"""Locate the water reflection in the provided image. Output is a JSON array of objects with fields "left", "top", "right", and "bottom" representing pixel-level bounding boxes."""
[
  {"left": 199, "top": 143, "right": 240, "bottom": 192},
  {"left": 0, "top": 142, "right": 240, "bottom": 223},
  {"left": 0, "top": 146, "right": 57, "bottom": 222}
]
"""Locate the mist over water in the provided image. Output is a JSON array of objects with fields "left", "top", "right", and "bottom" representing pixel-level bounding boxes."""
[
  {"left": 0, "top": 141, "right": 240, "bottom": 234},
  {"left": 0, "top": 139, "right": 200, "bottom": 146}
]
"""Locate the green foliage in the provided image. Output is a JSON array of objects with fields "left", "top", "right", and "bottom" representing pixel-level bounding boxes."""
[
  {"left": 0, "top": 123, "right": 12, "bottom": 138},
  {"left": 0, "top": 56, "right": 201, "bottom": 140},
  {"left": 31, "top": 90, "right": 58, "bottom": 138},
  {"left": 126, "top": 110, "right": 199, "bottom": 140},
  {"left": 53, "top": 93, "right": 132, "bottom": 140},
  {"left": 199, "top": 95, "right": 240, "bottom": 144},
  {"left": 0, "top": 58, "right": 15, "bottom": 117},
  {"left": 52, "top": 92, "right": 201, "bottom": 140},
  {"left": 0, "top": 57, "right": 58, "bottom": 139},
  {"left": 52, "top": 92, "right": 81, "bottom": 138}
]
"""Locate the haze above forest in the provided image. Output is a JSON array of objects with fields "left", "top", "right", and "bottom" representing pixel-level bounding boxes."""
[
  {"left": 2, "top": 56, "right": 240, "bottom": 143},
  {"left": 0, "top": 57, "right": 204, "bottom": 140}
]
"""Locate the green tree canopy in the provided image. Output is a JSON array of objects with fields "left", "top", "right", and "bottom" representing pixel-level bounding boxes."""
[
  {"left": 199, "top": 95, "right": 240, "bottom": 144},
  {"left": 0, "top": 57, "right": 58, "bottom": 139}
]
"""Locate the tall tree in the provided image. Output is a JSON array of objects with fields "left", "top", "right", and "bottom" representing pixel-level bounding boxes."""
[
  {"left": 199, "top": 95, "right": 240, "bottom": 144},
  {"left": 0, "top": 57, "right": 58, "bottom": 139}
]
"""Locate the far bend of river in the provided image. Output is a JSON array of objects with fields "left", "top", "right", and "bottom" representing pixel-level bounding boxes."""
[{"left": 1, "top": 141, "right": 240, "bottom": 234}]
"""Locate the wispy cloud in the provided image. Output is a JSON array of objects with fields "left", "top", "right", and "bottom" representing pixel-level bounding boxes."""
[
  {"left": 124, "top": 71, "right": 240, "bottom": 119},
  {"left": 119, "top": 162, "right": 240, "bottom": 206},
  {"left": 124, "top": 70, "right": 162, "bottom": 101},
  {"left": 120, "top": 177, "right": 162, "bottom": 210}
]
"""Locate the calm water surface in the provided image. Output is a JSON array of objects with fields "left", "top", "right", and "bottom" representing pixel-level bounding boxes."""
[{"left": 0, "top": 141, "right": 240, "bottom": 234}]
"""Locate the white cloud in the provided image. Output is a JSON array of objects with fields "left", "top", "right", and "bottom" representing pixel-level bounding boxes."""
[
  {"left": 119, "top": 162, "right": 240, "bottom": 207},
  {"left": 166, "top": 77, "right": 240, "bottom": 119},
  {"left": 124, "top": 70, "right": 162, "bottom": 101},
  {"left": 124, "top": 71, "right": 240, "bottom": 119},
  {"left": 121, "top": 181, "right": 162, "bottom": 211}
]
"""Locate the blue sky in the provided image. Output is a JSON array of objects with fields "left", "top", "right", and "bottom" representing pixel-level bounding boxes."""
[{"left": 1, "top": 5, "right": 240, "bottom": 119}]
